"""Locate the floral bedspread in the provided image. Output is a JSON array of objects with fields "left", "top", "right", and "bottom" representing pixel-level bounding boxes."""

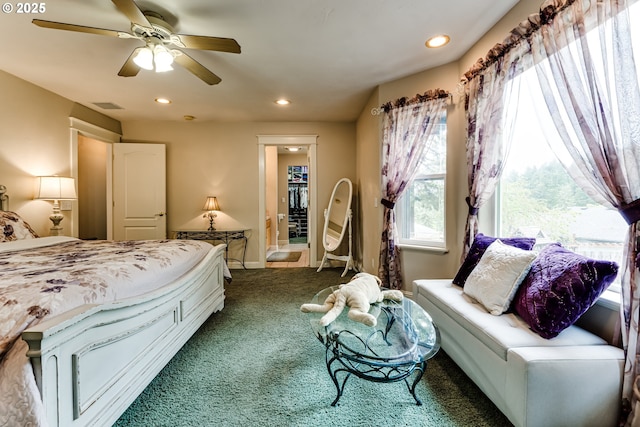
[{"left": 0, "top": 236, "right": 217, "bottom": 426}]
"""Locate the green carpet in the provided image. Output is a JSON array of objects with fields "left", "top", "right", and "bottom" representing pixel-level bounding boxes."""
[{"left": 114, "top": 268, "right": 512, "bottom": 427}]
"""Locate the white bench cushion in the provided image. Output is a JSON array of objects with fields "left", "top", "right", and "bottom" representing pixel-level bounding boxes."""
[{"left": 414, "top": 280, "right": 607, "bottom": 360}]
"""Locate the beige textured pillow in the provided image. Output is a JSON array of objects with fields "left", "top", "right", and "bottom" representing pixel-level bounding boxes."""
[
  {"left": 0, "top": 211, "right": 38, "bottom": 242},
  {"left": 464, "top": 239, "right": 537, "bottom": 315}
]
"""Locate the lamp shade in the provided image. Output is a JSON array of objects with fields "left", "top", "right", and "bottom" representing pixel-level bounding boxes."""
[
  {"left": 133, "top": 46, "right": 154, "bottom": 70},
  {"left": 35, "top": 176, "right": 77, "bottom": 200},
  {"left": 153, "top": 45, "right": 174, "bottom": 72},
  {"left": 203, "top": 196, "right": 220, "bottom": 211}
]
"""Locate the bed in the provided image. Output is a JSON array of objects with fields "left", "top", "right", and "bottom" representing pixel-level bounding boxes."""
[{"left": 0, "top": 198, "right": 228, "bottom": 426}]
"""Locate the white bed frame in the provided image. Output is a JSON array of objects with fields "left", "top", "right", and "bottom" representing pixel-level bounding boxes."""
[{"left": 21, "top": 242, "right": 226, "bottom": 427}]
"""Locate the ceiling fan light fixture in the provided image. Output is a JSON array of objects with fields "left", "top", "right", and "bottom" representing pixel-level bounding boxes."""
[
  {"left": 154, "top": 62, "right": 173, "bottom": 73},
  {"left": 133, "top": 47, "right": 154, "bottom": 70},
  {"left": 154, "top": 45, "right": 174, "bottom": 73},
  {"left": 32, "top": 0, "right": 240, "bottom": 85}
]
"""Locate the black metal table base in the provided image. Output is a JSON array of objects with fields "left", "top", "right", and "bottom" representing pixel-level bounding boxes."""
[{"left": 325, "top": 349, "right": 427, "bottom": 406}]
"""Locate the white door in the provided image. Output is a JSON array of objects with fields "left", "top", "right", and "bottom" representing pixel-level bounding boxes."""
[{"left": 113, "top": 143, "right": 166, "bottom": 240}]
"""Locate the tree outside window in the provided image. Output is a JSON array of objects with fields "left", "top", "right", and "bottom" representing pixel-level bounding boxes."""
[
  {"left": 497, "top": 68, "right": 627, "bottom": 291},
  {"left": 397, "top": 115, "right": 447, "bottom": 248}
]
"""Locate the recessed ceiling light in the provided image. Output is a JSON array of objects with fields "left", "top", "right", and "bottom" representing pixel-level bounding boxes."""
[
  {"left": 425, "top": 35, "right": 450, "bottom": 48},
  {"left": 155, "top": 98, "right": 171, "bottom": 104},
  {"left": 285, "top": 146, "right": 301, "bottom": 152},
  {"left": 275, "top": 99, "right": 291, "bottom": 106}
]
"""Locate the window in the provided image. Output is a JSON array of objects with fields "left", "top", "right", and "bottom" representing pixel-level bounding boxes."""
[
  {"left": 497, "top": 67, "right": 627, "bottom": 291},
  {"left": 397, "top": 113, "right": 447, "bottom": 249}
]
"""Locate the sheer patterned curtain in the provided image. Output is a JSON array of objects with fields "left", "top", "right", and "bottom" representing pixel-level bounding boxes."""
[
  {"left": 461, "top": 42, "right": 528, "bottom": 258},
  {"left": 526, "top": 0, "right": 640, "bottom": 422},
  {"left": 378, "top": 91, "right": 449, "bottom": 290},
  {"left": 462, "top": 0, "right": 640, "bottom": 422}
]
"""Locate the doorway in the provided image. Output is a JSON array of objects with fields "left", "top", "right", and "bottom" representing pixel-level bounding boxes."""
[
  {"left": 287, "top": 165, "right": 308, "bottom": 245},
  {"left": 258, "top": 135, "right": 318, "bottom": 269},
  {"left": 266, "top": 159, "right": 309, "bottom": 268},
  {"left": 70, "top": 118, "right": 120, "bottom": 239},
  {"left": 77, "top": 135, "right": 108, "bottom": 240}
]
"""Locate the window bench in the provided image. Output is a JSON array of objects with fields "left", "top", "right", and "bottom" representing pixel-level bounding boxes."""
[{"left": 412, "top": 279, "right": 624, "bottom": 427}]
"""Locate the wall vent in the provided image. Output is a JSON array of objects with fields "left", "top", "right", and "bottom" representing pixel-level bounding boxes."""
[{"left": 92, "top": 102, "right": 123, "bottom": 110}]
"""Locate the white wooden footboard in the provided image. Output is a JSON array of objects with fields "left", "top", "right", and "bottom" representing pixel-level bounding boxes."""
[{"left": 22, "top": 244, "right": 226, "bottom": 427}]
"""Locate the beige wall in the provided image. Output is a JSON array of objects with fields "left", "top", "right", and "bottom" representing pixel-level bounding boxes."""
[
  {"left": 265, "top": 146, "right": 277, "bottom": 248},
  {"left": 355, "top": 87, "right": 381, "bottom": 273},
  {"left": 120, "top": 121, "right": 356, "bottom": 266},
  {"left": 0, "top": 70, "right": 120, "bottom": 237}
]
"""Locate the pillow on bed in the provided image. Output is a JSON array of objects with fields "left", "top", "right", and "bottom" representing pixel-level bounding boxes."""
[
  {"left": 0, "top": 211, "right": 38, "bottom": 242},
  {"left": 463, "top": 240, "right": 537, "bottom": 315},
  {"left": 453, "top": 233, "right": 536, "bottom": 286},
  {"left": 512, "top": 243, "right": 618, "bottom": 339}
]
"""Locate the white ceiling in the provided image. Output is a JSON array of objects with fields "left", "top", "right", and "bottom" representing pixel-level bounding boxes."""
[{"left": 0, "top": 0, "right": 518, "bottom": 123}]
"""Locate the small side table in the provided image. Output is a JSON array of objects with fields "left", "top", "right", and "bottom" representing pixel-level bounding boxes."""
[
  {"left": 175, "top": 229, "right": 248, "bottom": 269},
  {"left": 304, "top": 286, "right": 440, "bottom": 406}
]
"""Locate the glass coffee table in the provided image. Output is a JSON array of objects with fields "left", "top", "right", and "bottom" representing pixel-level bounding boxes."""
[{"left": 305, "top": 286, "right": 440, "bottom": 406}]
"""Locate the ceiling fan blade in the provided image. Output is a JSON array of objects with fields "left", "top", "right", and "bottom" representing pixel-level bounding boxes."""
[
  {"left": 32, "top": 19, "right": 122, "bottom": 37},
  {"left": 175, "top": 34, "right": 241, "bottom": 54},
  {"left": 118, "top": 48, "right": 141, "bottom": 77},
  {"left": 173, "top": 51, "right": 222, "bottom": 85},
  {"left": 112, "top": 0, "right": 152, "bottom": 28}
]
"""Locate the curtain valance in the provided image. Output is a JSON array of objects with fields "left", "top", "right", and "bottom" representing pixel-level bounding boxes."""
[
  {"left": 381, "top": 89, "right": 450, "bottom": 113},
  {"left": 462, "top": 0, "right": 585, "bottom": 82}
]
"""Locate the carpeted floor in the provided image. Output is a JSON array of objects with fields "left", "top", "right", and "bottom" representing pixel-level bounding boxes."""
[{"left": 114, "top": 268, "right": 513, "bottom": 427}]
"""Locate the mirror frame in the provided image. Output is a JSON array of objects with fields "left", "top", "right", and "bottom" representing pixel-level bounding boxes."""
[{"left": 321, "top": 178, "right": 353, "bottom": 252}]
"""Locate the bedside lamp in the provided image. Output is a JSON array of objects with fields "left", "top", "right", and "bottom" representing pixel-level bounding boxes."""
[
  {"left": 35, "top": 176, "right": 77, "bottom": 236},
  {"left": 202, "top": 196, "right": 220, "bottom": 231}
]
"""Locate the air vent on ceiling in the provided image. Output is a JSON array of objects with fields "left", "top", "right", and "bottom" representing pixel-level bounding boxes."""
[{"left": 92, "top": 102, "right": 123, "bottom": 110}]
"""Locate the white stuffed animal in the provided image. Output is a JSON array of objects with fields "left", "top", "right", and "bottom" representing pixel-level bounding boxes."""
[{"left": 300, "top": 272, "right": 404, "bottom": 327}]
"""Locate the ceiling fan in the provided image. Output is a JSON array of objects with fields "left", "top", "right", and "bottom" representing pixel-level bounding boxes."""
[{"left": 32, "top": 0, "right": 241, "bottom": 85}]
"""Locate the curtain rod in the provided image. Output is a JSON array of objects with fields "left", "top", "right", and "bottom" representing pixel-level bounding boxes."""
[
  {"left": 380, "top": 89, "right": 451, "bottom": 112},
  {"left": 461, "top": 0, "right": 579, "bottom": 83}
]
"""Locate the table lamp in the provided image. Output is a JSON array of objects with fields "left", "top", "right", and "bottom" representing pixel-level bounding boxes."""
[
  {"left": 35, "top": 176, "right": 77, "bottom": 236},
  {"left": 202, "top": 196, "right": 220, "bottom": 231}
]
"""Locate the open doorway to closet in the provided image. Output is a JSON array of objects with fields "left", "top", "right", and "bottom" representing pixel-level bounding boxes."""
[
  {"left": 258, "top": 134, "right": 317, "bottom": 269},
  {"left": 266, "top": 150, "right": 309, "bottom": 267},
  {"left": 287, "top": 165, "right": 308, "bottom": 244}
]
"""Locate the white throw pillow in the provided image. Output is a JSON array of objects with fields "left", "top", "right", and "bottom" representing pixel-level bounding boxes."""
[{"left": 464, "top": 239, "right": 537, "bottom": 315}]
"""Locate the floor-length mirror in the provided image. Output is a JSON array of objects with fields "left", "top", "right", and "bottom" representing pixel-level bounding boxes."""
[{"left": 317, "top": 177, "right": 354, "bottom": 276}]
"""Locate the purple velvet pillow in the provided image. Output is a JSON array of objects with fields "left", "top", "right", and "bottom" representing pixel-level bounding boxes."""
[
  {"left": 452, "top": 233, "right": 536, "bottom": 286},
  {"left": 512, "top": 243, "right": 618, "bottom": 339}
]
